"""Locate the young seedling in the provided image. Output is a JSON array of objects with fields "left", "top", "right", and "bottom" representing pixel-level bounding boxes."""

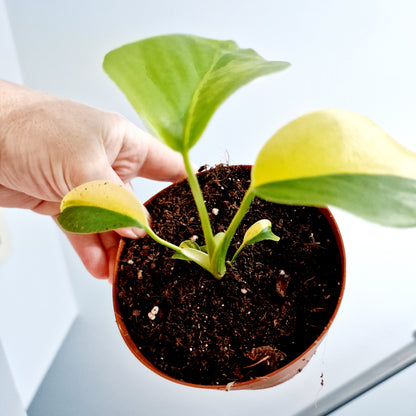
[{"left": 58, "top": 34, "right": 416, "bottom": 279}]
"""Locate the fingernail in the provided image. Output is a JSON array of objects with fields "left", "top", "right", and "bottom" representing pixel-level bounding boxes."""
[{"left": 121, "top": 227, "right": 146, "bottom": 239}]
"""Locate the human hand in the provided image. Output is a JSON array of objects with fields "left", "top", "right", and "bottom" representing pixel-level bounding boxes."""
[{"left": 0, "top": 81, "right": 186, "bottom": 281}]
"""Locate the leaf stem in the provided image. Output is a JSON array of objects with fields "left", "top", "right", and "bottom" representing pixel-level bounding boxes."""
[
  {"left": 182, "top": 152, "right": 215, "bottom": 256},
  {"left": 229, "top": 244, "right": 244, "bottom": 266},
  {"left": 146, "top": 227, "right": 182, "bottom": 253},
  {"left": 211, "top": 187, "right": 256, "bottom": 278}
]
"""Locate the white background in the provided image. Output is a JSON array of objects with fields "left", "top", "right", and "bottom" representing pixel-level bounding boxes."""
[
  {"left": 1, "top": 0, "right": 416, "bottom": 414},
  {"left": 0, "top": 0, "right": 77, "bottom": 411}
]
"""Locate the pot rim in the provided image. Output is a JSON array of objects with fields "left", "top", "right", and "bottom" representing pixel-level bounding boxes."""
[{"left": 112, "top": 165, "right": 346, "bottom": 390}]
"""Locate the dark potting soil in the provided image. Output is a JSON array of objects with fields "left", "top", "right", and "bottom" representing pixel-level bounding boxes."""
[{"left": 116, "top": 165, "right": 343, "bottom": 386}]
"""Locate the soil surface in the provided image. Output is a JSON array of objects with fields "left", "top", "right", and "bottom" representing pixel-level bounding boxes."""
[{"left": 115, "top": 165, "right": 343, "bottom": 385}]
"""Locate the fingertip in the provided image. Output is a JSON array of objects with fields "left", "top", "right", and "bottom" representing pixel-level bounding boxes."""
[
  {"left": 191, "top": 162, "right": 198, "bottom": 174},
  {"left": 116, "top": 227, "right": 147, "bottom": 239}
]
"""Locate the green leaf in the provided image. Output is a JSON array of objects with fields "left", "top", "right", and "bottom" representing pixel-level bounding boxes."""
[
  {"left": 103, "top": 34, "right": 289, "bottom": 152},
  {"left": 58, "top": 181, "right": 148, "bottom": 233},
  {"left": 242, "top": 219, "right": 280, "bottom": 246},
  {"left": 172, "top": 240, "right": 211, "bottom": 271},
  {"left": 230, "top": 219, "right": 280, "bottom": 264},
  {"left": 252, "top": 109, "right": 416, "bottom": 227},
  {"left": 172, "top": 240, "right": 204, "bottom": 261},
  {"left": 213, "top": 231, "right": 226, "bottom": 246},
  {"left": 58, "top": 206, "right": 143, "bottom": 234}
]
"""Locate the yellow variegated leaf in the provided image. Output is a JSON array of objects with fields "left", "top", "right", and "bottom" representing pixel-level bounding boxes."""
[
  {"left": 58, "top": 181, "right": 148, "bottom": 233},
  {"left": 242, "top": 219, "right": 280, "bottom": 245},
  {"left": 252, "top": 109, "right": 416, "bottom": 227},
  {"left": 230, "top": 219, "right": 280, "bottom": 265}
]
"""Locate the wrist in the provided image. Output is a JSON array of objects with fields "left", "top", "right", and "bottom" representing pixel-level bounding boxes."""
[{"left": 0, "top": 81, "right": 56, "bottom": 185}]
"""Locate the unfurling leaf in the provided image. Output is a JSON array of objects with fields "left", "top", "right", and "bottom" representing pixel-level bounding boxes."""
[
  {"left": 242, "top": 219, "right": 280, "bottom": 246},
  {"left": 103, "top": 34, "right": 289, "bottom": 152},
  {"left": 230, "top": 219, "right": 280, "bottom": 264},
  {"left": 58, "top": 181, "right": 148, "bottom": 233},
  {"left": 172, "top": 240, "right": 206, "bottom": 260},
  {"left": 252, "top": 109, "right": 416, "bottom": 227},
  {"left": 172, "top": 240, "right": 211, "bottom": 272}
]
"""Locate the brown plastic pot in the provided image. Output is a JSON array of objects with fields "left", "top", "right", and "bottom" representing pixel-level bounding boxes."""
[{"left": 113, "top": 166, "right": 346, "bottom": 390}]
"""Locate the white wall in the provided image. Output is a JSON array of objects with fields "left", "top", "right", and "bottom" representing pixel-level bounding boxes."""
[
  {"left": 0, "top": 1, "right": 27, "bottom": 413},
  {"left": 0, "top": 210, "right": 78, "bottom": 407},
  {"left": 0, "top": 0, "right": 78, "bottom": 408},
  {"left": 0, "top": 0, "right": 22, "bottom": 83},
  {"left": 0, "top": 341, "right": 26, "bottom": 416}
]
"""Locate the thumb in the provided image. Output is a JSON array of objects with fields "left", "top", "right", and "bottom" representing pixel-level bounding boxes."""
[{"left": 116, "top": 226, "right": 147, "bottom": 239}]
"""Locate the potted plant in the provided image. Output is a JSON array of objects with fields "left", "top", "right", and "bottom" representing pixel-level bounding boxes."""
[{"left": 58, "top": 34, "right": 416, "bottom": 390}]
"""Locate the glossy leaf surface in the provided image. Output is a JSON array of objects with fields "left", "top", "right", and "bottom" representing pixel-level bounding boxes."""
[
  {"left": 252, "top": 109, "right": 416, "bottom": 227},
  {"left": 242, "top": 219, "right": 280, "bottom": 246},
  {"left": 230, "top": 219, "right": 280, "bottom": 264},
  {"left": 172, "top": 240, "right": 211, "bottom": 271},
  {"left": 58, "top": 181, "right": 148, "bottom": 233},
  {"left": 103, "top": 34, "right": 289, "bottom": 152}
]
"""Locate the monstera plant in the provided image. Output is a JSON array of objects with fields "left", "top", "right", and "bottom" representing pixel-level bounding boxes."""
[{"left": 58, "top": 34, "right": 416, "bottom": 279}]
